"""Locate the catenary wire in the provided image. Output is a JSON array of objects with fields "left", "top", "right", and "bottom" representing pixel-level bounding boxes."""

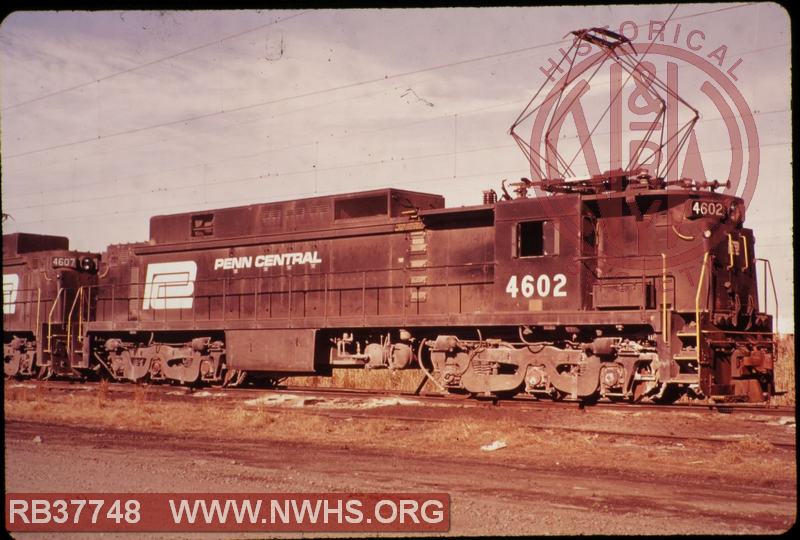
[{"left": 3, "top": 3, "right": 762, "bottom": 161}]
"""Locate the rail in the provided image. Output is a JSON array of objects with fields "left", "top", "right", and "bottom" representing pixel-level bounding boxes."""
[
  {"left": 694, "top": 252, "right": 710, "bottom": 353},
  {"left": 742, "top": 235, "right": 749, "bottom": 271},
  {"left": 2, "top": 285, "right": 42, "bottom": 328},
  {"left": 661, "top": 253, "right": 669, "bottom": 344},
  {"left": 46, "top": 287, "right": 65, "bottom": 353},
  {"left": 66, "top": 286, "right": 86, "bottom": 356},
  {"left": 35, "top": 287, "right": 41, "bottom": 337},
  {"left": 726, "top": 234, "right": 735, "bottom": 270},
  {"left": 77, "top": 257, "right": 682, "bottom": 330},
  {"left": 756, "top": 257, "right": 778, "bottom": 329},
  {"left": 90, "top": 263, "right": 496, "bottom": 325},
  {"left": 6, "top": 260, "right": 678, "bottom": 336}
]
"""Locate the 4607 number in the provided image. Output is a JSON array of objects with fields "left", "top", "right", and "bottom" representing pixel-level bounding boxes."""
[{"left": 505, "top": 274, "right": 567, "bottom": 299}]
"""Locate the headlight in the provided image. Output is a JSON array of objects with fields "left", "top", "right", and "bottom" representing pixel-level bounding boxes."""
[{"left": 80, "top": 256, "right": 96, "bottom": 272}]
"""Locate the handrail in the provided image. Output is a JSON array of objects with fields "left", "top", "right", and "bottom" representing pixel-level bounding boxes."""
[
  {"left": 661, "top": 253, "right": 669, "bottom": 344},
  {"left": 742, "top": 235, "right": 749, "bottom": 271},
  {"left": 84, "top": 257, "right": 684, "bottom": 326},
  {"left": 66, "top": 287, "right": 85, "bottom": 356},
  {"left": 82, "top": 286, "right": 91, "bottom": 337},
  {"left": 35, "top": 287, "right": 41, "bottom": 339},
  {"left": 46, "top": 287, "right": 64, "bottom": 353},
  {"left": 726, "top": 234, "right": 734, "bottom": 270},
  {"left": 756, "top": 257, "right": 779, "bottom": 330},
  {"left": 695, "top": 252, "right": 710, "bottom": 356}
]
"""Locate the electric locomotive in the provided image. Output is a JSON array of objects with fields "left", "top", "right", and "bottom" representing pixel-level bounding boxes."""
[
  {"left": 69, "top": 172, "right": 775, "bottom": 403},
  {"left": 3, "top": 25, "right": 778, "bottom": 403}
]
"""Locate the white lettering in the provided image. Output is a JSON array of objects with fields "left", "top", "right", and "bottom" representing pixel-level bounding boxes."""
[
  {"left": 506, "top": 274, "right": 568, "bottom": 299},
  {"left": 9, "top": 500, "right": 29, "bottom": 524},
  {"left": 216, "top": 251, "right": 322, "bottom": 271}
]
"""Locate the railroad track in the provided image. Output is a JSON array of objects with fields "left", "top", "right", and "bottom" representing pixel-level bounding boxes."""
[
  {"left": 7, "top": 378, "right": 796, "bottom": 450},
  {"left": 7, "top": 378, "right": 795, "bottom": 418},
  {"left": 7, "top": 378, "right": 796, "bottom": 451}
]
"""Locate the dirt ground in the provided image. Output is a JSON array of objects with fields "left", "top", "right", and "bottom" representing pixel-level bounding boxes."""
[{"left": 4, "top": 386, "right": 797, "bottom": 538}]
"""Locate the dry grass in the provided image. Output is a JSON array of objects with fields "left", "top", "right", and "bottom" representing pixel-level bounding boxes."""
[
  {"left": 287, "top": 368, "right": 431, "bottom": 393},
  {"left": 96, "top": 379, "right": 109, "bottom": 407},
  {"left": 4, "top": 385, "right": 794, "bottom": 488},
  {"left": 774, "top": 334, "right": 795, "bottom": 406}
]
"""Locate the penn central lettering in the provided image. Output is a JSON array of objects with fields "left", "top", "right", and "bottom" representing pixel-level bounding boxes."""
[{"left": 214, "top": 251, "right": 322, "bottom": 271}]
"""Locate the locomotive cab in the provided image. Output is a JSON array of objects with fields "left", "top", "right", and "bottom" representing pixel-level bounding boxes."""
[{"left": 488, "top": 172, "right": 775, "bottom": 402}]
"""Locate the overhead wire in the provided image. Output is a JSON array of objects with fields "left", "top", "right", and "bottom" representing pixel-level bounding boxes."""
[
  {"left": 4, "top": 103, "right": 788, "bottom": 201},
  {"left": 3, "top": 2, "right": 762, "bottom": 161},
  {"left": 1, "top": 10, "right": 310, "bottom": 111},
  {"left": 7, "top": 12, "right": 784, "bottom": 181},
  {"left": 4, "top": 138, "right": 790, "bottom": 216}
]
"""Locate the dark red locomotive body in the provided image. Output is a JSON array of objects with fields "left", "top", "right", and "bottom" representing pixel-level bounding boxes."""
[{"left": 27, "top": 175, "right": 771, "bottom": 403}]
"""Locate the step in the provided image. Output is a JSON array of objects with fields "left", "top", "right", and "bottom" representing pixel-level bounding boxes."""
[
  {"left": 676, "top": 332, "right": 698, "bottom": 338},
  {"left": 673, "top": 354, "right": 698, "bottom": 361},
  {"left": 670, "top": 374, "right": 699, "bottom": 383}
]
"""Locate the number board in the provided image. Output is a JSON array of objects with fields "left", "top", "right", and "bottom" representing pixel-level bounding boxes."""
[
  {"left": 51, "top": 257, "right": 78, "bottom": 269},
  {"left": 687, "top": 200, "right": 726, "bottom": 219}
]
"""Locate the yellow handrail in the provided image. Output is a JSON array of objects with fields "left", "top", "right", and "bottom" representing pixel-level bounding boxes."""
[
  {"left": 695, "top": 252, "right": 710, "bottom": 361},
  {"left": 66, "top": 287, "right": 85, "bottom": 356},
  {"left": 742, "top": 235, "right": 749, "bottom": 270},
  {"left": 81, "top": 286, "right": 90, "bottom": 339},
  {"left": 661, "top": 253, "right": 669, "bottom": 344},
  {"left": 46, "top": 287, "right": 64, "bottom": 353}
]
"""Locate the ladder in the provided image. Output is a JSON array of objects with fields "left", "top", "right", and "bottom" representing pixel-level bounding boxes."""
[
  {"left": 668, "top": 252, "right": 710, "bottom": 384},
  {"left": 44, "top": 286, "right": 90, "bottom": 373}
]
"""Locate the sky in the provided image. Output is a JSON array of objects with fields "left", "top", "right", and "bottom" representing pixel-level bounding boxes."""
[{"left": 0, "top": 4, "right": 793, "bottom": 332}]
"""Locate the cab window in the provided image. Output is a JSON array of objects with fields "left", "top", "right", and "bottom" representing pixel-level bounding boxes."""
[{"left": 517, "top": 220, "right": 558, "bottom": 257}]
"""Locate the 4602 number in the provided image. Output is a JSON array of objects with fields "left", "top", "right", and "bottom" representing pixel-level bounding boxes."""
[
  {"left": 690, "top": 201, "right": 725, "bottom": 217},
  {"left": 505, "top": 274, "right": 567, "bottom": 299}
]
